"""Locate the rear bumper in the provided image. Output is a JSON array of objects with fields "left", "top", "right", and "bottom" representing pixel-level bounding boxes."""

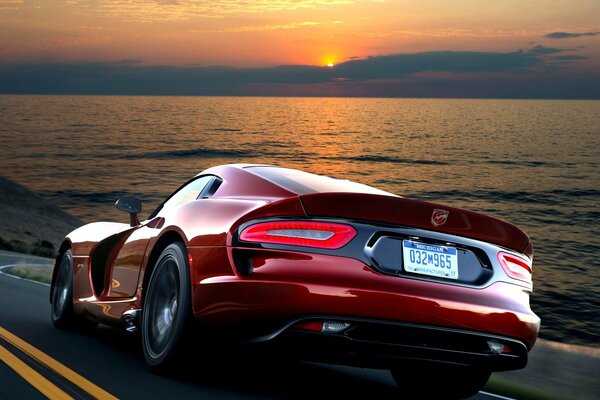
[
  {"left": 191, "top": 250, "right": 540, "bottom": 371},
  {"left": 263, "top": 316, "right": 528, "bottom": 372}
]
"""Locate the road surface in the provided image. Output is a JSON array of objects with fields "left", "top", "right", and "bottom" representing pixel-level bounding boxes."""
[{"left": 0, "top": 250, "right": 510, "bottom": 400}]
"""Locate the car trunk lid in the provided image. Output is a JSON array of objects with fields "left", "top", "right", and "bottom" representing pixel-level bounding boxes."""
[{"left": 299, "top": 192, "right": 531, "bottom": 255}]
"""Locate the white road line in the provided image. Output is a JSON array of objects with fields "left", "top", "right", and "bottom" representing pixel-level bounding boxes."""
[
  {"left": 0, "top": 264, "right": 51, "bottom": 286},
  {"left": 480, "top": 391, "right": 516, "bottom": 400}
]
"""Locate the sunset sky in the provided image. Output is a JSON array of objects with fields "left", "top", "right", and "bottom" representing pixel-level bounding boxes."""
[{"left": 1, "top": 0, "right": 599, "bottom": 97}]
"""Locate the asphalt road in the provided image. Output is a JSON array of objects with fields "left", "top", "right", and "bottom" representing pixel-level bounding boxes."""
[{"left": 0, "top": 250, "right": 508, "bottom": 400}]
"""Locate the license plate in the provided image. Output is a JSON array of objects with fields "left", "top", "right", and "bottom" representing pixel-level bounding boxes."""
[{"left": 402, "top": 240, "right": 459, "bottom": 280}]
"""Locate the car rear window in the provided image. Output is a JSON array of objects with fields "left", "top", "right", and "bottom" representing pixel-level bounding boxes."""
[{"left": 246, "top": 166, "right": 396, "bottom": 196}]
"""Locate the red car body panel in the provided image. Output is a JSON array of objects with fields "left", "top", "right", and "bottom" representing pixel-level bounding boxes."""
[
  {"left": 54, "top": 164, "right": 540, "bottom": 372},
  {"left": 68, "top": 222, "right": 131, "bottom": 253}
]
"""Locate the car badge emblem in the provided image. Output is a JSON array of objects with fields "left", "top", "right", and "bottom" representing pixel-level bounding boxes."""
[{"left": 431, "top": 209, "right": 449, "bottom": 227}]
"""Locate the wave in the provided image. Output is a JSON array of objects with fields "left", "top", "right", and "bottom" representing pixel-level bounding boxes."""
[
  {"left": 332, "top": 155, "right": 448, "bottom": 165},
  {"left": 486, "top": 160, "right": 574, "bottom": 168},
  {"left": 125, "top": 147, "right": 259, "bottom": 159},
  {"left": 49, "top": 190, "right": 157, "bottom": 204},
  {"left": 210, "top": 128, "right": 243, "bottom": 132},
  {"left": 413, "top": 188, "right": 600, "bottom": 204}
]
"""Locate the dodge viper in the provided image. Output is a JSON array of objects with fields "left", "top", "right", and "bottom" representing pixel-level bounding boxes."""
[{"left": 50, "top": 164, "right": 540, "bottom": 398}]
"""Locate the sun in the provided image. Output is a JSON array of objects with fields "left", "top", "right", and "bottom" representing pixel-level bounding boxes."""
[{"left": 322, "top": 55, "right": 338, "bottom": 67}]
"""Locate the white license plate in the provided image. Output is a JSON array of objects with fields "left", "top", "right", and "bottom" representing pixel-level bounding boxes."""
[{"left": 402, "top": 240, "right": 459, "bottom": 280}]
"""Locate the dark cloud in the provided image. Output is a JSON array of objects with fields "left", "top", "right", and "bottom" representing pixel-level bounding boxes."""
[
  {"left": 0, "top": 46, "right": 596, "bottom": 98},
  {"left": 333, "top": 50, "right": 543, "bottom": 80},
  {"left": 545, "top": 31, "right": 600, "bottom": 39},
  {"left": 550, "top": 55, "right": 588, "bottom": 61},
  {"left": 108, "top": 59, "right": 144, "bottom": 65},
  {"left": 525, "top": 45, "right": 565, "bottom": 56}
]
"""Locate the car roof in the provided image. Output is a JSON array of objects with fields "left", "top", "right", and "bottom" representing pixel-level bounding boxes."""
[{"left": 198, "top": 164, "right": 395, "bottom": 197}]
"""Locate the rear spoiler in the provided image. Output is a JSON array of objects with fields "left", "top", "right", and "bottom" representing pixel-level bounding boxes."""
[{"left": 299, "top": 193, "right": 532, "bottom": 257}]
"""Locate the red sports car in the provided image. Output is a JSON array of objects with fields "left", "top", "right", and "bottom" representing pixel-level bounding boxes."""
[{"left": 51, "top": 164, "right": 539, "bottom": 398}]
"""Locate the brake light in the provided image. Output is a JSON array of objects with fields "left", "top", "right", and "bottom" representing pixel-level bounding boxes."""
[
  {"left": 240, "top": 221, "right": 356, "bottom": 249},
  {"left": 497, "top": 252, "right": 532, "bottom": 283}
]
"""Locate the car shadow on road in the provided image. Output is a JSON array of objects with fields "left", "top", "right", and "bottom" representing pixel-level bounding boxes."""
[
  {"left": 169, "top": 358, "right": 400, "bottom": 399},
  {"left": 88, "top": 325, "right": 401, "bottom": 399}
]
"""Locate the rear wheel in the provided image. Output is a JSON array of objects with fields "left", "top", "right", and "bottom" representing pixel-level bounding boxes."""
[
  {"left": 390, "top": 365, "right": 491, "bottom": 399},
  {"left": 142, "top": 242, "right": 192, "bottom": 371}
]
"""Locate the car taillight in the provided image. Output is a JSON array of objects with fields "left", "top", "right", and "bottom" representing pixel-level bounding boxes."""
[
  {"left": 497, "top": 251, "right": 532, "bottom": 283},
  {"left": 239, "top": 221, "right": 357, "bottom": 249}
]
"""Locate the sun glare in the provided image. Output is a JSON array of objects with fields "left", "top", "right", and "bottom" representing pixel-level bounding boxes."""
[{"left": 327, "top": 63, "right": 335, "bottom": 68}]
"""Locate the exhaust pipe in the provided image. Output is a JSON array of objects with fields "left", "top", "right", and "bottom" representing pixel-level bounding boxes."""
[{"left": 122, "top": 309, "right": 141, "bottom": 333}]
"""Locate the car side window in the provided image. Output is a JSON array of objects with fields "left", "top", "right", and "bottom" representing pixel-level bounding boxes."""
[{"left": 161, "top": 175, "right": 213, "bottom": 212}]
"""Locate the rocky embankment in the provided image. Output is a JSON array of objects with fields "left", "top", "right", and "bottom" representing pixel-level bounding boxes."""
[{"left": 0, "top": 176, "right": 82, "bottom": 257}]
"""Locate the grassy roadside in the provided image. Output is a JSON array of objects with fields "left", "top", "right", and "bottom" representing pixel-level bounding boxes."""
[
  {"left": 485, "top": 375, "right": 564, "bottom": 400},
  {"left": 5, "top": 265, "right": 52, "bottom": 284}
]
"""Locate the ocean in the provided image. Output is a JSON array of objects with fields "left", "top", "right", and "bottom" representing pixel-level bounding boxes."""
[{"left": 0, "top": 95, "right": 598, "bottom": 346}]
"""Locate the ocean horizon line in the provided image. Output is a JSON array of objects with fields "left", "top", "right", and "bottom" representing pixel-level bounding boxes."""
[{"left": 2, "top": 93, "right": 600, "bottom": 101}]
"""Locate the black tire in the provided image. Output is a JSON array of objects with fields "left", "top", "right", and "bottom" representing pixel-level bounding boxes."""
[
  {"left": 50, "top": 250, "right": 98, "bottom": 331},
  {"left": 141, "top": 242, "right": 192, "bottom": 371},
  {"left": 390, "top": 365, "right": 491, "bottom": 399},
  {"left": 50, "top": 250, "right": 77, "bottom": 329}
]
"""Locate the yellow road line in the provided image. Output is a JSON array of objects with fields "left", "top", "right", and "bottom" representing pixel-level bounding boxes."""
[
  {"left": 0, "top": 326, "right": 118, "bottom": 400},
  {"left": 0, "top": 344, "right": 74, "bottom": 400}
]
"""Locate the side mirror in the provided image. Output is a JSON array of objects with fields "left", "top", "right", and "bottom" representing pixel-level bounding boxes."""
[{"left": 115, "top": 197, "right": 142, "bottom": 227}]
